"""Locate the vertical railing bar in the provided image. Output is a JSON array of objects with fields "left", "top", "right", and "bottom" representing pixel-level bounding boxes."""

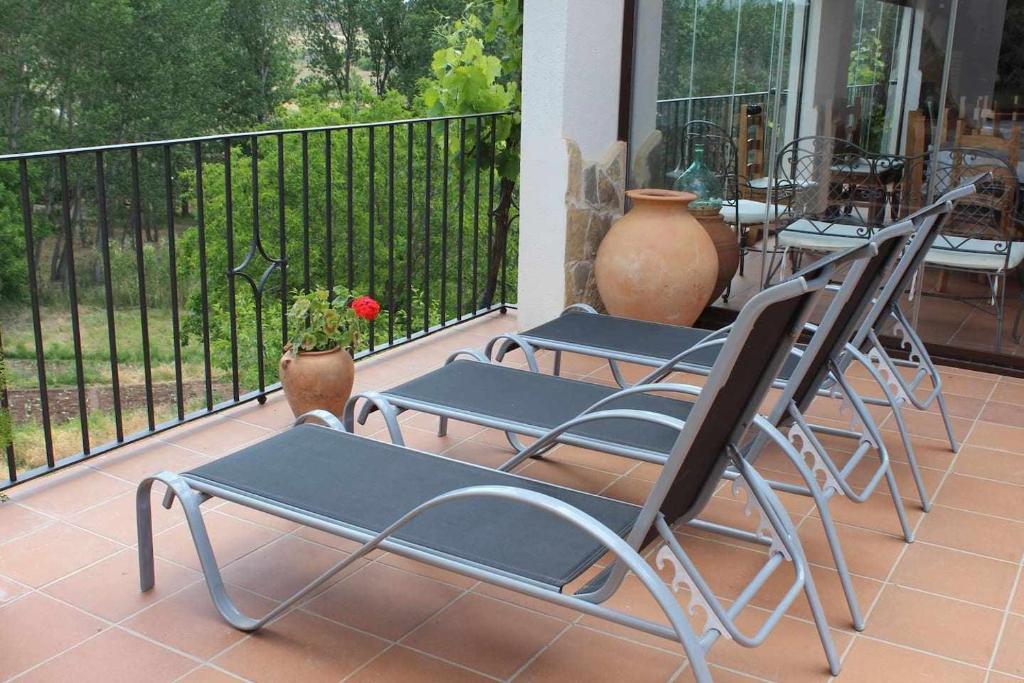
[
  {"left": 129, "top": 149, "right": 155, "bottom": 431},
  {"left": 94, "top": 151, "right": 123, "bottom": 440},
  {"left": 224, "top": 139, "right": 240, "bottom": 401},
  {"left": 404, "top": 122, "right": 413, "bottom": 340},
  {"left": 500, "top": 117, "right": 509, "bottom": 306},
  {"left": 387, "top": 125, "right": 396, "bottom": 344},
  {"left": 346, "top": 128, "right": 355, "bottom": 290},
  {"left": 277, "top": 134, "right": 288, "bottom": 348},
  {"left": 59, "top": 156, "right": 90, "bottom": 452},
  {"left": 0, "top": 321, "right": 17, "bottom": 482},
  {"left": 325, "top": 130, "right": 334, "bottom": 291},
  {"left": 301, "top": 132, "right": 310, "bottom": 291},
  {"left": 457, "top": 118, "right": 466, "bottom": 319},
  {"left": 368, "top": 127, "right": 376, "bottom": 350},
  {"left": 18, "top": 159, "right": 53, "bottom": 465},
  {"left": 423, "top": 120, "right": 432, "bottom": 333},
  {"left": 193, "top": 142, "right": 214, "bottom": 410},
  {"left": 250, "top": 135, "right": 265, "bottom": 394},
  {"left": 440, "top": 120, "right": 450, "bottom": 325},
  {"left": 471, "top": 117, "right": 482, "bottom": 309},
  {"left": 163, "top": 145, "right": 185, "bottom": 421},
  {"left": 486, "top": 115, "right": 497, "bottom": 308}
]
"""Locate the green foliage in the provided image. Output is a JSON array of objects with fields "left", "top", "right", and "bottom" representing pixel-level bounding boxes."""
[
  {"left": 287, "top": 286, "right": 369, "bottom": 353},
  {"left": 421, "top": 1, "right": 521, "bottom": 177},
  {"left": 848, "top": 30, "right": 886, "bottom": 86},
  {"left": 0, "top": 164, "right": 28, "bottom": 301}
]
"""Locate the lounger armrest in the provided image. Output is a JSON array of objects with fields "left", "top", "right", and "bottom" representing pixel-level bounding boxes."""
[
  {"left": 445, "top": 348, "right": 490, "bottom": 364},
  {"left": 583, "top": 383, "right": 704, "bottom": 416},
  {"left": 636, "top": 338, "right": 730, "bottom": 384},
  {"left": 500, "top": 408, "right": 688, "bottom": 471},
  {"left": 484, "top": 334, "right": 540, "bottom": 372},
  {"left": 293, "top": 410, "right": 346, "bottom": 431}
]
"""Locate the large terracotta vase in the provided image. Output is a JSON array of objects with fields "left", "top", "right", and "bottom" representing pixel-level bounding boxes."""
[
  {"left": 279, "top": 347, "right": 355, "bottom": 419},
  {"left": 689, "top": 206, "right": 740, "bottom": 304},
  {"left": 595, "top": 189, "right": 718, "bottom": 325}
]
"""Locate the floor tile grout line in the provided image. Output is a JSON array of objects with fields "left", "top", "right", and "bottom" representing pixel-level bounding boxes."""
[
  {"left": 505, "top": 620, "right": 576, "bottom": 681},
  {"left": 983, "top": 547, "right": 1024, "bottom": 678},
  {"left": 833, "top": 383, "right": 996, "bottom": 680},
  {"left": 843, "top": 385, "right": 995, "bottom": 679}
]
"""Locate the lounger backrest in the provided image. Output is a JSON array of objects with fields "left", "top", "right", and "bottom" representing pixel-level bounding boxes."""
[
  {"left": 629, "top": 257, "right": 837, "bottom": 538},
  {"left": 781, "top": 220, "right": 916, "bottom": 417}
]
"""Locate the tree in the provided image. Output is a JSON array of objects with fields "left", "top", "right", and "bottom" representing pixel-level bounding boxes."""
[
  {"left": 302, "top": 0, "right": 363, "bottom": 99},
  {"left": 221, "top": 0, "right": 298, "bottom": 124},
  {"left": 361, "top": 0, "right": 408, "bottom": 97},
  {"left": 420, "top": 0, "right": 521, "bottom": 308}
]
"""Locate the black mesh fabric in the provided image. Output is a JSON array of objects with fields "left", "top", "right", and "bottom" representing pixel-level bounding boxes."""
[
  {"left": 523, "top": 315, "right": 714, "bottom": 364},
  {"left": 657, "top": 292, "right": 811, "bottom": 525},
  {"left": 789, "top": 233, "right": 907, "bottom": 411},
  {"left": 186, "top": 425, "right": 640, "bottom": 589},
  {"left": 521, "top": 313, "right": 803, "bottom": 380},
  {"left": 389, "top": 360, "right": 694, "bottom": 453}
]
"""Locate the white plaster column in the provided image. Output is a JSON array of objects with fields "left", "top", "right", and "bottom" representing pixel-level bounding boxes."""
[{"left": 517, "top": 0, "right": 625, "bottom": 329}]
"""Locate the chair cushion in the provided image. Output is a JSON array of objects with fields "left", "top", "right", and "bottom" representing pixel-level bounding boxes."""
[
  {"left": 924, "top": 239, "right": 1024, "bottom": 272},
  {"left": 776, "top": 220, "right": 873, "bottom": 252},
  {"left": 186, "top": 425, "right": 641, "bottom": 589},
  {"left": 721, "top": 199, "right": 788, "bottom": 225}
]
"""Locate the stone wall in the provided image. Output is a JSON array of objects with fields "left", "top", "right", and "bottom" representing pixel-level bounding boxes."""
[{"left": 563, "top": 139, "right": 627, "bottom": 310}]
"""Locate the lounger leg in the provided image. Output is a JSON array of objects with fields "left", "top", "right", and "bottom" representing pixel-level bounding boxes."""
[
  {"left": 935, "top": 391, "right": 959, "bottom": 456},
  {"left": 824, "top": 369, "right": 915, "bottom": 543},
  {"left": 773, "top": 447, "right": 866, "bottom": 631},
  {"left": 888, "top": 401, "right": 932, "bottom": 512},
  {"left": 607, "top": 359, "right": 629, "bottom": 388},
  {"left": 138, "top": 473, "right": 263, "bottom": 630},
  {"left": 886, "top": 309, "right": 959, "bottom": 454},
  {"left": 728, "top": 456, "right": 842, "bottom": 674},
  {"left": 552, "top": 350, "right": 562, "bottom": 376},
  {"left": 437, "top": 416, "right": 448, "bottom": 437},
  {"left": 847, "top": 346, "right": 933, "bottom": 512},
  {"left": 344, "top": 392, "right": 406, "bottom": 446}
]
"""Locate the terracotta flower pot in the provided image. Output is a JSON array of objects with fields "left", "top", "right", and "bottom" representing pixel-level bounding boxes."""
[
  {"left": 595, "top": 189, "right": 718, "bottom": 325},
  {"left": 279, "top": 346, "right": 355, "bottom": 419},
  {"left": 689, "top": 205, "right": 740, "bottom": 304}
]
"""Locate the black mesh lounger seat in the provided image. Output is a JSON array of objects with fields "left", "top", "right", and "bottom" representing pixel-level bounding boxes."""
[
  {"left": 186, "top": 424, "right": 639, "bottom": 589},
  {"left": 388, "top": 359, "right": 695, "bottom": 458},
  {"left": 138, "top": 262, "right": 844, "bottom": 683}
]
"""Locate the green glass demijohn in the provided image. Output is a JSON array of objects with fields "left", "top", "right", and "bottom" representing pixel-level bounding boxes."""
[{"left": 672, "top": 144, "right": 724, "bottom": 211}]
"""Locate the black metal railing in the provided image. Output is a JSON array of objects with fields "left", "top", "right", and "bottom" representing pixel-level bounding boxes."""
[{"left": 0, "top": 111, "right": 517, "bottom": 490}]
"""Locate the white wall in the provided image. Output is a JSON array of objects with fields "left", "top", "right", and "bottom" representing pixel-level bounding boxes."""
[{"left": 517, "top": 0, "right": 625, "bottom": 329}]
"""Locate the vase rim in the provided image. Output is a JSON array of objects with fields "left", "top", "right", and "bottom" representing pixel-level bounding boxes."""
[
  {"left": 626, "top": 188, "right": 697, "bottom": 205},
  {"left": 287, "top": 346, "right": 347, "bottom": 357}
]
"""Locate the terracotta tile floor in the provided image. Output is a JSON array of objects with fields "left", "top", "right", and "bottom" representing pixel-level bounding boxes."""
[{"left": 2, "top": 311, "right": 1023, "bottom": 682}]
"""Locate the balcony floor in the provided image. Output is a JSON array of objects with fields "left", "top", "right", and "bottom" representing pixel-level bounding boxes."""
[{"left": 1, "top": 311, "right": 1022, "bottom": 683}]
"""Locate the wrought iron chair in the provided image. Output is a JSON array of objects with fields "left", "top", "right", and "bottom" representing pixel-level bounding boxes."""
[
  {"left": 916, "top": 148, "right": 1023, "bottom": 352},
  {"left": 767, "top": 136, "right": 907, "bottom": 284}
]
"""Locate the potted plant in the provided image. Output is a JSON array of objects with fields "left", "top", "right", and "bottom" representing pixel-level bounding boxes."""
[{"left": 279, "top": 286, "right": 381, "bottom": 419}]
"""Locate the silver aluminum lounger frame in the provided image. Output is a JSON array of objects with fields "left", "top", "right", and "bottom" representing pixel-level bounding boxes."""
[
  {"left": 344, "top": 227, "right": 922, "bottom": 633},
  {"left": 138, "top": 267, "right": 842, "bottom": 682}
]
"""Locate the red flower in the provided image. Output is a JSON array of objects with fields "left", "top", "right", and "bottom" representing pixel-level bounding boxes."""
[{"left": 351, "top": 295, "right": 381, "bottom": 321}]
